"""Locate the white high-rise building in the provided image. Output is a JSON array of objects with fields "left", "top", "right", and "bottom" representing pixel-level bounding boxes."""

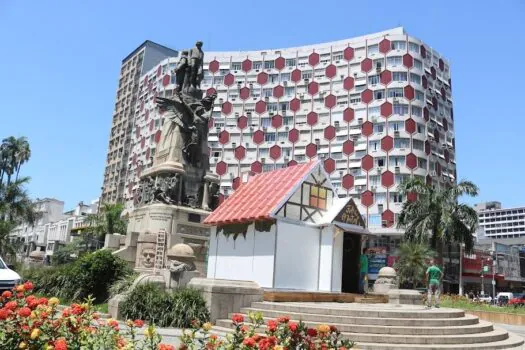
[{"left": 476, "top": 202, "right": 525, "bottom": 240}]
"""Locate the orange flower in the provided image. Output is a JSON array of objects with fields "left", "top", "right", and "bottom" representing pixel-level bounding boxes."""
[
  {"left": 133, "top": 319, "right": 145, "bottom": 328},
  {"left": 15, "top": 284, "right": 25, "bottom": 293},
  {"left": 2, "top": 290, "right": 12, "bottom": 299},
  {"left": 5, "top": 301, "right": 17, "bottom": 310},
  {"left": 0, "top": 308, "right": 11, "bottom": 320},
  {"left": 318, "top": 324, "right": 330, "bottom": 333},
  {"left": 158, "top": 344, "right": 175, "bottom": 350},
  {"left": 231, "top": 313, "right": 244, "bottom": 324},
  {"left": 54, "top": 338, "right": 68, "bottom": 350},
  {"left": 23, "top": 281, "right": 34, "bottom": 291}
]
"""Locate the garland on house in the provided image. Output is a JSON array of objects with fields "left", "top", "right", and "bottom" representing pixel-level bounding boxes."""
[{"left": 217, "top": 219, "right": 275, "bottom": 240}]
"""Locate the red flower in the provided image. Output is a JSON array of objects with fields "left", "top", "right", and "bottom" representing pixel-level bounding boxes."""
[
  {"left": 0, "top": 308, "right": 11, "bottom": 320},
  {"left": 1, "top": 290, "right": 12, "bottom": 299},
  {"left": 277, "top": 315, "right": 290, "bottom": 324},
  {"left": 38, "top": 297, "right": 48, "bottom": 306},
  {"left": 62, "top": 308, "right": 71, "bottom": 317},
  {"left": 16, "top": 292, "right": 24, "bottom": 299},
  {"left": 23, "top": 281, "right": 34, "bottom": 291},
  {"left": 242, "top": 337, "right": 256, "bottom": 347},
  {"left": 4, "top": 301, "right": 17, "bottom": 310},
  {"left": 158, "top": 344, "right": 175, "bottom": 350},
  {"left": 240, "top": 325, "right": 249, "bottom": 333},
  {"left": 133, "top": 319, "right": 145, "bottom": 328},
  {"left": 107, "top": 319, "right": 119, "bottom": 329},
  {"left": 288, "top": 321, "right": 298, "bottom": 332},
  {"left": 18, "top": 307, "right": 31, "bottom": 318},
  {"left": 267, "top": 319, "right": 277, "bottom": 332},
  {"left": 330, "top": 325, "right": 338, "bottom": 332},
  {"left": 54, "top": 338, "right": 68, "bottom": 350},
  {"left": 231, "top": 313, "right": 244, "bottom": 324},
  {"left": 307, "top": 328, "right": 318, "bottom": 337}
]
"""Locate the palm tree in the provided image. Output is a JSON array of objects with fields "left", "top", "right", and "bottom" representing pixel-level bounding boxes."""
[
  {"left": 14, "top": 137, "right": 30, "bottom": 181},
  {"left": 0, "top": 177, "right": 38, "bottom": 224},
  {"left": 397, "top": 178, "right": 479, "bottom": 259},
  {"left": 394, "top": 242, "right": 434, "bottom": 289},
  {"left": 0, "top": 136, "right": 31, "bottom": 185},
  {"left": 85, "top": 203, "right": 127, "bottom": 243}
]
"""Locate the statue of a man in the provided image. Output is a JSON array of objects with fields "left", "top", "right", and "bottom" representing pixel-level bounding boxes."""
[
  {"left": 189, "top": 41, "right": 204, "bottom": 89},
  {"left": 183, "top": 92, "right": 217, "bottom": 166},
  {"left": 175, "top": 51, "right": 189, "bottom": 92}
]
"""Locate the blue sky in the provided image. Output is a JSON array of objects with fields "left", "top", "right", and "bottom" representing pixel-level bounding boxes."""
[{"left": 0, "top": 0, "right": 524, "bottom": 210}]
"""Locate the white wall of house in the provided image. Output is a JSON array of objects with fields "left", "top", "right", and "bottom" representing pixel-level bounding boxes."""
[
  {"left": 331, "top": 229, "right": 344, "bottom": 292},
  {"left": 274, "top": 221, "right": 320, "bottom": 290}
]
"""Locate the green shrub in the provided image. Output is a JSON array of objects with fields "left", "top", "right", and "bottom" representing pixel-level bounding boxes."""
[
  {"left": 108, "top": 272, "right": 139, "bottom": 298},
  {"left": 120, "top": 283, "right": 209, "bottom": 327},
  {"left": 21, "top": 250, "right": 132, "bottom": 303}
]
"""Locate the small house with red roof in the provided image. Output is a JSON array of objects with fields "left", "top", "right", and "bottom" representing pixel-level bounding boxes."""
[{"left": 204, "top": 161, "right": 369, "bottom": 293}]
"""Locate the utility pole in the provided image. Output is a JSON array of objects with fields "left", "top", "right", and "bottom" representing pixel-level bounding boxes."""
[
  {"left": 459, "top": 244, "right": 464, "bottom": 296},
  {"left": 492, "top": 242, "right": 496, "bottom": 303}
]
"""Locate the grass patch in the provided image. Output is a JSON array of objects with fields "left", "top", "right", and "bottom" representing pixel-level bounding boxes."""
[{"left": 441, "top": 295, "right": 525, "bottom": 315}]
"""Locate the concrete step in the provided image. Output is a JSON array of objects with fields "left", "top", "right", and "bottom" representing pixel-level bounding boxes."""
[
  {"left": 217, "top": 317, "right": 493, "bottom": 336},
  {"left": 355, "top": 331, "right": 524, "bottom": 349},
  {"left": 240, "top": 307, "right": 480, "bottom": 327},
  {"left": 250, "top": 302, "right": 465, "bottom": 319}
]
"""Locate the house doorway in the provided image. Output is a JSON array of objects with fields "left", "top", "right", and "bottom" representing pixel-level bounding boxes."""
[{"left": 341, "top": 232, "right": 361, "bottom": 293}]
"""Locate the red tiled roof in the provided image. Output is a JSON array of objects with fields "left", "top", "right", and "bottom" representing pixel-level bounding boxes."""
[{"left": 204, "top": 161, "right": 319, "bottom": 225}]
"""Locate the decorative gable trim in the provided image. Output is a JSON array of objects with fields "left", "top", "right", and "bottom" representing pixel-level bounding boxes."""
[{"left": 333, "top": 199, "right": 365, "bottom": 227}]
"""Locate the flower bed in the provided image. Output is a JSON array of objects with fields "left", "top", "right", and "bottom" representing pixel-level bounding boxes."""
[
  {"left": 1, "top": 281, "right": 355, "bottom": 349},
  {"left": 179, "top": 312, "right": 354, "bottom": 349}
]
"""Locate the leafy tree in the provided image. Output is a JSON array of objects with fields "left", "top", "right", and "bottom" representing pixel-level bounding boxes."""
[
  {"left": 0, "top": 136, "right": 31, "bottom": 185},
  {"left": 397, "top": 178, "right": 479, "bottom": 262},
  {"left": 85, "top": 203, "right": 127, "bottom": 242},
  {"left": 394, "top": 241, "right": 434, "bottom": 289}
]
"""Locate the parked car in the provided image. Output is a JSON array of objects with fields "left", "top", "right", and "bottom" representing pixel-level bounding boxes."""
[
  {"left": 509, "top": 293, "right": 525, "bottom": 307},
  {"left": 496, "top": 292, "right": 514, "bottom": 306},
  {"left": 0, "top": 256, "right": 21, "bottom": 291},
  {"left": 477, "top": 293, "right": 492, "bottom": 303}
]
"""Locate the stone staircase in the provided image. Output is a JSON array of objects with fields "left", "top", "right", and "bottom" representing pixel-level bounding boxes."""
[{"left": 211, "top": 301, "right": 525, "bottom": 349}]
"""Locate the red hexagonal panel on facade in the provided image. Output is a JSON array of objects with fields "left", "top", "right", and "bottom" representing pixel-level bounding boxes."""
[
  {"left": 420, "top": 45, "right": 427, "bottom": 58},
  {"left": 270, "top": 145, "right": 281, "bottom": 160},
  {"left": 208, "top": 118, "right": 213, "bottom": 129},
  {"left": 309, "top": 52, "right": 320, "bottom": 66},
  {"left": 161, "top": 74, "right": 170, "bottom": 87},
  {"left": 343, "top": 76, "right": 355, "bottom": 90},
  {"left": 224, "top": 73, "right": 235, "bottom": 86},
  {"left": 380, "top": 70, "right": 392, "bottom": 85},
  {"left": 362, "top": 121, "right": 373, "bottom": 137},
  {"left": 206, "top": 87, "right": 217, "bottom": 96},
  {"left": 406, "top": 153, "right": 417, "bottom": 169},
  {"left": 382, "top": 210, "right": 395, "bottom": 227},
  {"left": 441, "top": 87, "right": 446, "bottom": 100},
  {"left": 324, "top": 125, "right": 336, "bottom": 140},
  {"left": 273, "top": 85, "right": 284, "bottom": 98},
  {"left": 239, "top": 87, "right": 250, "bottom": 100},
  {"left": 324, "top": 158, "right": 336, "bottom": 174},
  {"left": 344, "top": 47, "right": 354, "bottom": 61},
  {"left": 442, "top": 118, "right": 448, "bottom": 131},
  {"left": 288, "top": 128, "right": 299, "bottom": 143},
  {"left": 404, "top": 85, "right": 415, "bottom": 100},
  {"left": 342, "top": 174, "right": 354, "bottom": 189},
  {"left": 405, "top": 118, "right": 416, "bottom": 134},
  {"left": 222, "top": 101, "right": 232, "bottom": 115},
  {"left": 422, "top": 75, "right": 428, "bottom": 89},
  {"left": 431, "top": 67, "right": 437, "bottom": 80},
  {"left": 361, "top": 154, "right": 373, "bottom": 171},
  {"left": 291, "top": 69, "right": 301, "bottom": 82},
  {"left": 444, "top": 149, "right": 450, "bottom": 163},
  {"left": 255, "top": 100, "right": 267, "bottom": 114},
  {"left": 381, "top": 136, "right": 393, "bottom": 151},
  {"left": 289, "top": 98, "right": 301, "bottom": 112},
  {"left": 307, "top": 111, "right": 318, "bottom": 126},
  {"left": 407, "top": 192, "right": 417, "bottom": 202},
  {"left": 305, "top": 143, "right": 317, "bottom": 158},
  {"left": 343, "top": 140, "right": 354, "bottom": 155},
  {"left": 343, "top": 108, "right": 354, "bottom": 123},
  {"left": 381, "top": 171, "right": 394, "bottom": 188},
  {"left": 307, "top": 81, "right": 319, "bottom": 95},
  {"left": 154, "top": 130, "right": 161, "bottom": 143},
  {"left": 234, "top": 146, "right": 246, "bottom": 160},
  {"left": 423, "top": 107, "right": 430, "bottom": 122},
  {"left": 361, "top": 58, "right": 373, "bottom": 72},
  {"left": 242, "top": 59, "right": 252, "bottom": 72},
  {"left": 237, "top": 116, "right": 248, "bottom": 129},
  {"left": 209, "top": 60, "right": 219, "bottom": 74},
  {"left": 275, "top": 56, "right": 285, "bottom": 71},
  {"left": 324, "top": 94, "right": 336, "bottom": 109},
  {"left": 425, "top": 140, "right": 430, "bottom": 155},
  {"left": 232, "top": 177, "right": 242, "bottom": 190},
  {"left": 361, "top": 89, "right": 373, "bottom": 104},
  {"left": 253, "top": 130, "right": 265, "bottom": 144},
  {"left": 288, "top": 160, "right": 298, "bottom": 167},
  {"left": 403, "top": 54, "right": 413, "bottom": 69},
  {"left": 379, "top": 38, "right": 391, "bottom": 54},
  {"left": 325, "top": 64, "right": 337, "bottom": 79},
  {"left": 439, "top": 58, "right": 445, "bottom": 71},
  {"left": 426, "top": 174, "right": 432, "bottom": 186},
  {"left": 218, "top": 130, "right": 230, "bottom": 144},
  {"left": 216, "top": 161, "right": 227, "bottom": 176},
  {"left": 257, "top": 72, "right": 268, "bottom": 85},
  {"left": 271, "top": 115, "right": 283, "bottom": 129},
  {"left": 381, "top": 102, "right": 392, "bottom": 117},
  {"left": 361, "top": 191, "right": 374, "bottom": 207},
  {"left": 251, "top": 161, "right": 262, "bottom": 173}
]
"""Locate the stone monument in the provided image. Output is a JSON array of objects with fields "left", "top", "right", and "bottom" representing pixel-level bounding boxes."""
[{"left": 110, "top": 40, "right": 219, "bottom": 282}]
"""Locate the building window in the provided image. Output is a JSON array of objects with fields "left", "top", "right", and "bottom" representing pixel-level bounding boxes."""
[
  {"left": 369, "top": 140, "right": 380, "bottom": 151},
  {"left": 387, "top": 56, "right": 402, "bottom": 66},
  {"left": 231, "top": 62, "right": 241, "bottom": 71},
  {"left": 389, "top": 121, "right": 403, "bottom": 131},
  {"left": 286, "top": 58, "right": 296, "bottom": 67},
  {"left": 310, "top": 185, "right": 327, "bottom": 210},
  {"left": 281, "top": 73, "right": 290, "bottom": 82},
  {"left": 391, "top": 192, "right": 404, "bottom": 203},
  {"left": 374, "top": 123, "right": 385, "bottom": 133},
  {"left": 409, "top": 42, "right": 420, "bottom": 53},
  {"left": 393, "top": 72, "right": 408, "bottom": 81},
  {"left": 416, "top": 90, "right": 425, "bottom": 102},
  {"left": 302, "top": 71, "right": 312, "bottom": 80},
  {"left": 393, "top": 104, "right": 409, "bottom": 115},
  {"left": 375, "top": 157, "right": 386, "bottom": 167},
  {"left": 374, "top": 89, "right": 385, "bottom": 99},
  {"left": 253, "top": 61, "right": 262, "bottom": 70},
  {"left": 389, "top": 156, "right": 405, "bottom": 166},
  {"left": 412, "top": 106, "right": 422, "bottom": 117},
  {"left": 368, "top": 75, "right": 379, "bottom": 85},
  {"left": 264, "top": 61, "right": 275, "bottom": 69},
  {"left": 264, "top": 133, "right": 275, "bottom": 142},
  {"left": 394, "top": 138, "right": 410, "bottom": 149},
  {"left": 369, "top": 106, "right": 380, "bottom": 116},
  {"left": 285, "top": 87, "right": 295, "bottom": 96},
  {"left": 410, "top": 73, "right": 421, "bottom": 85},
  {"left": 368, "top": 44, "right": 379, "bottom": 55},
  {"left": 414, "top": 59, "right": 423, "bottom": 70},
  {"left": 388, "top": 88, "right": 404, "bottom": 98},
  {"left": 391, "top": 41, "right": 406, "bottom": 50}
]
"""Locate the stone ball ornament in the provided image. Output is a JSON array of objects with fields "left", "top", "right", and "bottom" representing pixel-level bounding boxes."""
[{"left": 167, "top": 243, "right": 196, "bottom": 259}]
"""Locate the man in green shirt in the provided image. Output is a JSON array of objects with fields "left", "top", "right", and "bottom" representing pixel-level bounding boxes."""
[
  {"left": 426, "top": 259, "right": 444, "bottom": 308},
  {"left": 359, "top": 248, "right": 368, "bottom": 294}
]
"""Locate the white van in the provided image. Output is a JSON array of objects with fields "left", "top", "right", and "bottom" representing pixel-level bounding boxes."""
[
  {"left": 496, "top": 292, "right": 514, "bottom": 305},
  {"left": 0, "top": 256, "right": 21, "bottom": 291}
]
